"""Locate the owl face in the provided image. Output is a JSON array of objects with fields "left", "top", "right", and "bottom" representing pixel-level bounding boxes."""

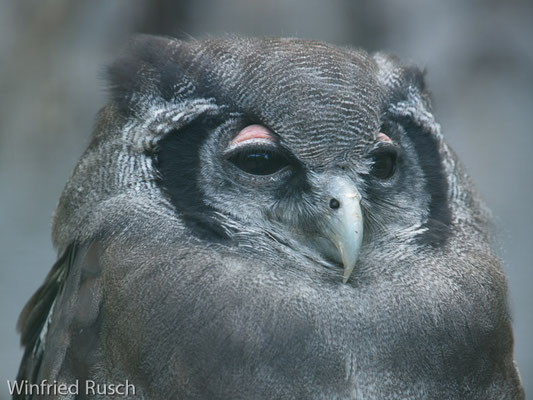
[{"left": 150, "top": 37, "right": 447, "bottom": 282}]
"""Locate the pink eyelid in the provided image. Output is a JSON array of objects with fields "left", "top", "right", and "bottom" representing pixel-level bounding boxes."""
[
  {"left": 377, "top": 132, "right": 392, "bottom": 143},
  {"left": 230, "top": 124, "right": 275, "bottom": 146}
]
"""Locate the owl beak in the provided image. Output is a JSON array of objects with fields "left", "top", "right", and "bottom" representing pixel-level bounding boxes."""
[{"left": 323, "top": 177, "right": 364, "bottom": 283}]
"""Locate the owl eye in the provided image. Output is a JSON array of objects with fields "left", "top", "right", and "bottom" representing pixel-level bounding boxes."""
[
  {"left": 228, "top": 147, "right": 290, "bottom": 176},
  {"left": 369, "top": 148, "right": 397, "bottom": 179}
]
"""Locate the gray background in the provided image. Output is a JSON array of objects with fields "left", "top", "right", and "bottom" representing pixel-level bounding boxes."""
[{"left": 1, "top": 0, "right": 531, "bottom": 397}]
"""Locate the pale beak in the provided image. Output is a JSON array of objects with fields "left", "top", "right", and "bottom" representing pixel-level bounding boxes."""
[{"left": 322, "top": 177, "right": 364, "bottom": 283}]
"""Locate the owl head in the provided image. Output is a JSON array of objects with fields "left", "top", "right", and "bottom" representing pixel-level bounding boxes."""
[{"left": 54, "top": 35, "right": 490, "bottom": 281}]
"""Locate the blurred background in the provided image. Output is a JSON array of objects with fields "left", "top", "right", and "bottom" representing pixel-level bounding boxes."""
[{"left": 1, "top": 0, "right": 532, "bottom": 397}]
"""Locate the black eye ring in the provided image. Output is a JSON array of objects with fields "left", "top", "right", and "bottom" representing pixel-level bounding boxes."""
[
  {"left": 227, "top": 146, "right": 290, "bottom": 176},
  {"left": 369, "top": 148, "right": 397, "bottom": 179}
]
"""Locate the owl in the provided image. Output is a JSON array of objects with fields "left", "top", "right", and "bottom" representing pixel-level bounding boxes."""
[{"left": 15, "top": 36, "right": 524, "bottom": 399}]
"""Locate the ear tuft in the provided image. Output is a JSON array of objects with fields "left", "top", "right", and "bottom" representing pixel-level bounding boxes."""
[
  {"left": 106, "top": 35, "right": 196, "bottom": 115},
  {"left": 373, "top": 52, "right": 429, "bottom": 106}
]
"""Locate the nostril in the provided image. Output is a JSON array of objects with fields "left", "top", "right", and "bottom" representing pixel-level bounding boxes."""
[{"left": 329, "top": 198, "right": 340, "bottom": 209}]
